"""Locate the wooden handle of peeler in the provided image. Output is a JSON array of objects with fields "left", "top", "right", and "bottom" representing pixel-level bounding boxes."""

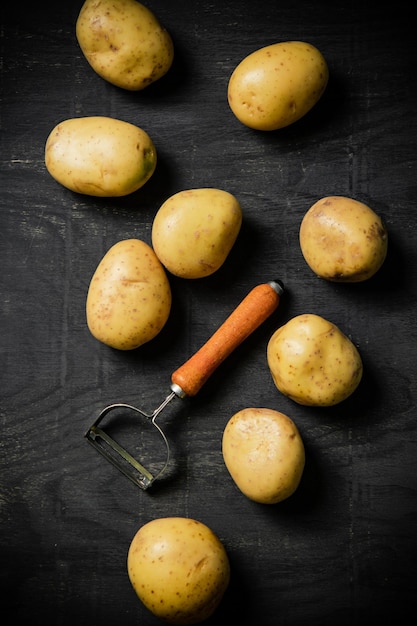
[{"left": 171, "top": 280, "right": 284, "bottom": 397}]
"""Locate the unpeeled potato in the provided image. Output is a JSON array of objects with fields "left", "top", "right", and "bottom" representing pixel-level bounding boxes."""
[
  {"left": 222, "top": 407, "right": 305, "bottom": 504},
  {"left": 86, "top": 239, "right": 171, "bottom": 350},
  {"left": 76, "top": 0, "right": 174, "bottom": 90},
  {"left": 267, "top": 314, "right": 363, "bottom": 406},
  {"left": 127, "top": 517, "right": 230, "bottom": 624},
  {"left": 151, "top": 188, "right": 242, "bottom": 278},
  {"left": 228, "top": 41, "right": 328, "bottom": 131},
  {"left": 299, "top": 196, "right": 388, "bottom": 282},
  {"left": 45, "top": 116, "right": 156, "bottom": 197}
]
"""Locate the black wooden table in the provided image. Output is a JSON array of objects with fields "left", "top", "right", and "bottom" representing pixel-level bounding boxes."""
[{"left": 2, "top": 1, "right": 416, "bottom": 624}]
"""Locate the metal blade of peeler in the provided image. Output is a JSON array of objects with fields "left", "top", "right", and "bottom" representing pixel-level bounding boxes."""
[
  {"left": 85, "top": 395, "right": 176, "bottom": 489},
  {"left": 85, "top": 279, "right": 284, "bottom": 489}
]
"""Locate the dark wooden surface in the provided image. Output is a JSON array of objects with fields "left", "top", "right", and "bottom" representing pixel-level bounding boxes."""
[{"left": 1, "top": 1, "right": 416, "bottom": 624}]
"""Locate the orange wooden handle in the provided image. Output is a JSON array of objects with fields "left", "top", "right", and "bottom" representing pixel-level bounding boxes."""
[{"left": 170, "top": 280, "right": 284, "bottom": 397}]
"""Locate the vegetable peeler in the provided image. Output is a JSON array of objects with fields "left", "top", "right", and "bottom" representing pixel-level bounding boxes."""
[{"left": 85, "top": 279, "right": 284, "bottom": 490}]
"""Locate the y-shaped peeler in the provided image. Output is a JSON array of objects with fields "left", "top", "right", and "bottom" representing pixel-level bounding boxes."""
[{"left": 85, "top": 280, "right": 284, "bottom": 490}]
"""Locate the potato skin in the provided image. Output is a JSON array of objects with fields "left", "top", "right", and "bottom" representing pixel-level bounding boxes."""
[
  {"left": 299, "top": 196, "right": 388, "bottom": 282},
  {"left": 151, "top": 188, "right": 242, "bottom": 278},
  {"left": 76, "top": 0, "right": 174, "bottom": 90},
  {"left": 228, "top": 41, "right": 328, "bottom": 130},
  {"left": 45, "top": 116, "right": 156, "bottom": 197},
  {"left": 127, "top": 517, "right": 230, "bottom": 625},
  {"left": 86, "top": 239, "right": 171, "bottom": 350},
  {"left": 222, "top": 408, "right": 305, "bottom": 504},
  {"left": 267, "top": 314, "right": 363, "bottom": 406}
]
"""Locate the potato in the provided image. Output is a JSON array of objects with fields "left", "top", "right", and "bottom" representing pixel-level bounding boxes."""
[
  {"left": 299, "top": 196, "right": 388, "bottom": 282},
  {"left": 267, "top": 314, "right": 363, "bottom": 406},
  {"left": 127, "top": 517, "right": 230, "bottom": 624},
  {"left": 86, "top": 239, "right": 171, "bottom": 350},
  {"left": 76, "top": 0, "right": 174, "bottom": 90},
  {"left": 228, "top": 41, "right": 328, "bottom": 131},
  {"left": 152, "top": 188, "right": 242, "bottom": 278},
  {"left": 222, "top": 408, "right": 305, "bottom": 504},
  {"left": 45, "top": 116, "right": 156, "bottom": 197}
]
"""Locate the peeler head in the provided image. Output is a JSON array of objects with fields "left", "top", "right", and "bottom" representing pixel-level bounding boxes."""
[{"left": 84, "top": 403, "right": 171, "bottom": 490}]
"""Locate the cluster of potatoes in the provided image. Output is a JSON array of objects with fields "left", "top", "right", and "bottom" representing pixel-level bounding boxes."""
[
  {"left": 43, "top": 1, "right": 389, "bottom": 623},
  {"left": 85, "top": 188, "right": 243, "bottom": 351}
]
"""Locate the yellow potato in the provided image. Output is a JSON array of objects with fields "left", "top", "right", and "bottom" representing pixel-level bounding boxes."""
[
  {"left": 228, "top": 41, "right": 328, "bottom": 131},
  {"left": 127, "top": 517, "right": 230, "bottom": 624},
  {"left": 267, "top": 314, "right": 363, "bottom": 406},
  {"left": 151, "top": 188, "right": 242, "bottom": 278},
  {"left": 45, "top": 116, "right": 156, "bottom": 197},
  {"left": 86, "top": 239, "right": 171, "bottom": 350},
  {"left": 222, "top": 408, "right": 305, "bottom": 504},
  {"left": 76, "top": 0, "right": 174, "bottom": 90},
  {"left": 299, "top": 196, "right": 388, "bottom": 282}
]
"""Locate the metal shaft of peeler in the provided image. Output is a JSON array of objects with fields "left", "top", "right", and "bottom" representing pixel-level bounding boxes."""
[
  {"left": 170, "top": 280, "right": 284, "bottom": 398},
  {"left": 152, "top": 389, "right": 178, "bottom": 420}
]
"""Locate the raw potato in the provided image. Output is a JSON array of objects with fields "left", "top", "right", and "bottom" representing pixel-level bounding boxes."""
[
  {"left": 222, "top": 408, "right": 305, "bottom": 504},
  {"left": 299, "top": 196, "right": 388, "bottom": 282},
  {"left": 228, "top": 41, "right": 328, "bottom": 131},
  {"left": 45, "top": 116, "right": 156, "bottom": 197},
  {"left": 152, "top": 188, "right": 242, "bottom": 278},
  {"left": 127, "top": 517, "right": 230, "bottom": 624},
  {"left": 76, "top": 0, "right": 174, "bottom": 90},
  {"left": 267, "top": 314, "right": 363, "bottom": 406},
  {"left": 86, "top": 239, "right": 171, "bottom": 350}
]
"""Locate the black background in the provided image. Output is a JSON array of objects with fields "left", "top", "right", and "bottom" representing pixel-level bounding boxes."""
[{"left": 1, "top": 1, "right": 416, "bottom": 624}]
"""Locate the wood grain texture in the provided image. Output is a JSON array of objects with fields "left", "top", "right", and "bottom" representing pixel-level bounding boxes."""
[{"left": 1, "top": 1, "right": 416, "bottom": 624}]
